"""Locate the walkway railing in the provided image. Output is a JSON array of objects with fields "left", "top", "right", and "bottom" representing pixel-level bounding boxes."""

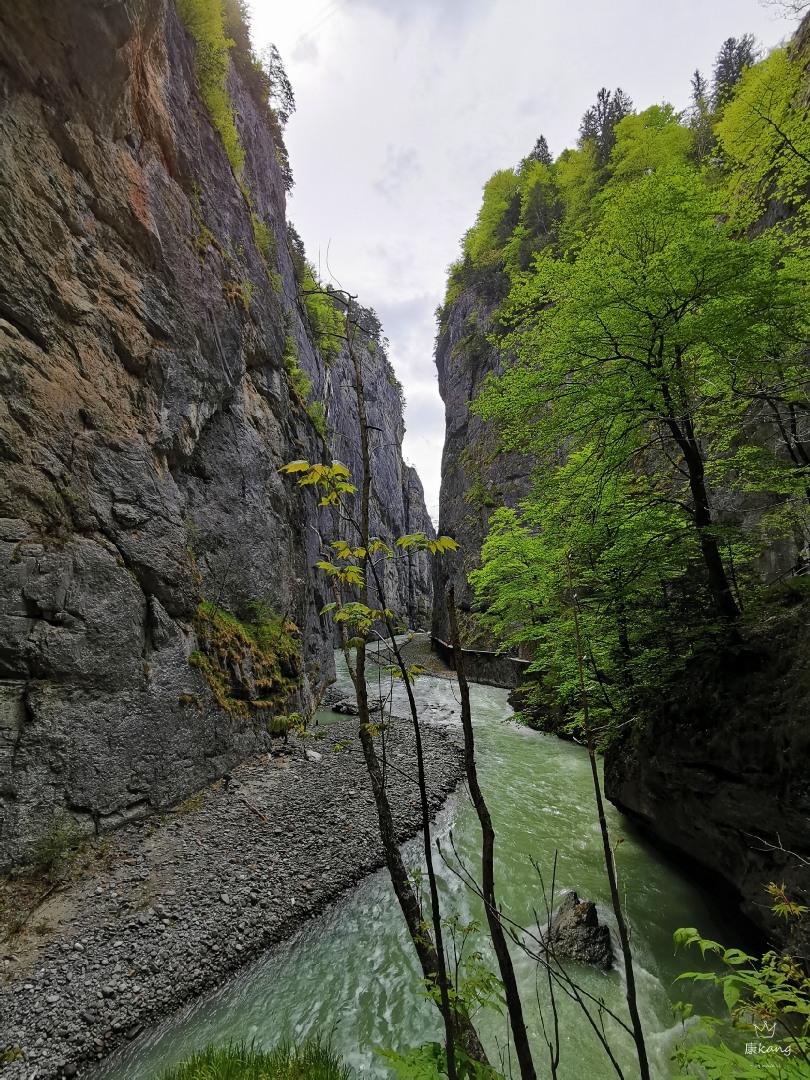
[{"left": 431, "top": 637, "right": 533, "bottom": 689}]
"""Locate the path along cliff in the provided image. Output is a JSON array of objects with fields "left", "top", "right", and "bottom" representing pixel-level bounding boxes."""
[{"left": 0, "top": 0, "right": 433, "bottom": 868}]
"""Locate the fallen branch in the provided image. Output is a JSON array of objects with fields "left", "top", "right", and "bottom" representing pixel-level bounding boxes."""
[{"left": 242, "top": 799, "right": 268, "bottom": 823}]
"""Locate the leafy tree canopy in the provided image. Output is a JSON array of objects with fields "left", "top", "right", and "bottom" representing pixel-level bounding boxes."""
[{"left": 440, "top": 25, "right": 810, "bottom": 733}]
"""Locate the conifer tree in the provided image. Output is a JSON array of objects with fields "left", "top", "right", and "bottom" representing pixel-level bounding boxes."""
[
  {"left": 712, "top": 34, "right": 759, "bottom": 107},
  {"left": 526, "top": 134, "right": 552, "bottom": 166},
  {"left": 578, "top": 87, "right": 633, "bottom": 165}
]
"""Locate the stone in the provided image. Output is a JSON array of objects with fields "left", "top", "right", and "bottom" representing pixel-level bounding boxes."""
[
  {"left": 546, "top": 891, "right": 613, "bottom": 969},
  {"left": 0, "top": 706, "right": 464, "bottom": 1079},
  {"left": 304, "top": 749, "right": 322, "bottom": 763},
  {"left": 331, "top": 699, "right": 359, "bottom": 715}
]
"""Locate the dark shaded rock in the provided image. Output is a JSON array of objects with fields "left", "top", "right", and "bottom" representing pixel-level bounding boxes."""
[
  {"left": 605, "top": 596, "right": 810, "bottom": 957},
  {"left": 547, "top": 891, "right": 612, "bottom": 969},
  {"left": 507, "top": 685, "right": 574, "bottom": 738}
]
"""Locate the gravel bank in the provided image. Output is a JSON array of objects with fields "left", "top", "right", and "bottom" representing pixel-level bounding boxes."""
[
  {"left": 365, "top": 633, "right": 455, "bottom": 681},
  {"left": 0, "top": 718, "right": 464, "bottom": 1080}
]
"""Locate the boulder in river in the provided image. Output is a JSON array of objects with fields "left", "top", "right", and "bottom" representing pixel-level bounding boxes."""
[
  {"left": 546, "top": 891, "right": 613, "bottom": 969},
  {"left": 331, "top": 697, "right": 383, "bottom": 714}
]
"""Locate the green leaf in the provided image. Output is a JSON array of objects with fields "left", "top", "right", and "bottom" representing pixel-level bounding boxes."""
[{"left": 723, "top": 979, "right": 741, "bottom": 1011}]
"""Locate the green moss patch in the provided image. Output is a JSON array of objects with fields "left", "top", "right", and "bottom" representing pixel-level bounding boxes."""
[{"left": 190, "top": 601, "right": 301, "bottom": 718}]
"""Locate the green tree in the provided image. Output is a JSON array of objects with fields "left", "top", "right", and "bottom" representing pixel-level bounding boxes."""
[
  {"left": 672, "top": 899, "right": 810, "bottom": 1079},
  {"left": 477, "top": 166, "right": 796, "bottom": 623},
  {"left": 715, "top": 45, "right": 810, "bottom": 229},
  {"left": 608, "top": 104, "right": 694, "bottom": 183}
]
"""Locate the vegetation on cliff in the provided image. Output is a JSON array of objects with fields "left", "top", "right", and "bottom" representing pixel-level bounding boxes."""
[
  {"left": 444, "top": 30, "right": 810, "bottom": 740},
  {"left": 175, "top": 0, "right": 294, "bottom": 185},
  {"left": 189, "top": 601, "right": 301, "bottom": 718}
]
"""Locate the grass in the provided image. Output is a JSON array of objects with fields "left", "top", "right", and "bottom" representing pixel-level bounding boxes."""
[
  {"left": 176, "top": 791, "right": 207, "bottom": 814},
  {"left": 28, "top": 816, "right": 85, "bottom": 880},
  {"left": 156, "top": 1038, "right": 352, "bottom": 1080}
]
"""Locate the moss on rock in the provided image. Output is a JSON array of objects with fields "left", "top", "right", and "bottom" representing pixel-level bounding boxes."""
[{"left": 190, "top": 601, "right": 301, "bottom": 717}]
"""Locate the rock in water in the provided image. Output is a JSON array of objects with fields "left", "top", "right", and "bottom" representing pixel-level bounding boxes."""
[
  {"left": 331, "top": 697, "right": 383, "bottom": 715},
  {"left": 546, "top": 891, "right": 613, "bottom": 969}
]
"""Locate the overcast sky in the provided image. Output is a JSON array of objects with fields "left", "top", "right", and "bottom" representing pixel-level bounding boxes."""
[{"left": 247, "top": 0, "right": 800, "bottom": 523}]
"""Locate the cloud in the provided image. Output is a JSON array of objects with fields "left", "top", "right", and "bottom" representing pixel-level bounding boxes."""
[
  {"left": 291, "top": 35, "right": 319, "bottom": 64},
  {"left": 352, "top": 0, "right": 495, "bottom": 31},
  {"left": 372, "top": 146, "right": 422, "bottom": 201}
]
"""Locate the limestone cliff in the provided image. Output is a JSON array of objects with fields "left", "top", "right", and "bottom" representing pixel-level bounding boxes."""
[
  {"left": 431, "top": 286, "right": 534, "bottom": 644},
  {"left": 0, "top": 0, "right": 432, "bottom": 865}
]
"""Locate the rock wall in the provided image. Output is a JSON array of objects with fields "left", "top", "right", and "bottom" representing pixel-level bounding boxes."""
[
  {"left": 0, "top": 0, "right": 432, "bottom": 865},
  {"left": 605, "top": 592, "right": 810, "bottom": 954},
  {"left": 431, "top": 286, "right": 534, "bottom": 643}
]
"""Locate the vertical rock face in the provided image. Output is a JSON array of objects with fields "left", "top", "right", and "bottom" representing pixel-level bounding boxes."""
[
  {"left": 604, "top": 595, "right": 810, "bottom": 955},
  {"left": 431, "top": 285, "right": 533, "bottom": 642},
  {"left": 0, "top": 0, "right": 432, "bottom": 865}
]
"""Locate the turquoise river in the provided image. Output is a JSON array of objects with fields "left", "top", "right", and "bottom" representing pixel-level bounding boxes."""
[{"left": 96, "top": 651, "right": 728, "bottom": 1080}]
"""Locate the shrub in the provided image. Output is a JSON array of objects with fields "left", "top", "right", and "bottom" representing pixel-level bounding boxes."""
[
  {"left": 307, "top": 401, "right": 328, "bottom": 438},
  {"left": 300, "top": 266, "right": 344, "bottom": 363},
  {"left": 282, "top": 336, "right": 314, "bottom": 403},
  {"left": 28, "top": 817, "right": 85, "bottom": 880}
]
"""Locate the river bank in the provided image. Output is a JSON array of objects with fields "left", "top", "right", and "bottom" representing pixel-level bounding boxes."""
[{"left": 0, "top": 718, "right": 464, "bottom": 1080}]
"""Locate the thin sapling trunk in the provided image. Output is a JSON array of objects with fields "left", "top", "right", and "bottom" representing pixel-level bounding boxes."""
[
  {"left": 345, "top": 302, "right": 461, "bottom": 1078},
  {"left": 447, "top": 586, "right": 537, "bottom": 1080},
  {"left": 566, "top": 553, "right": 650, "bottom": 1080}
]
